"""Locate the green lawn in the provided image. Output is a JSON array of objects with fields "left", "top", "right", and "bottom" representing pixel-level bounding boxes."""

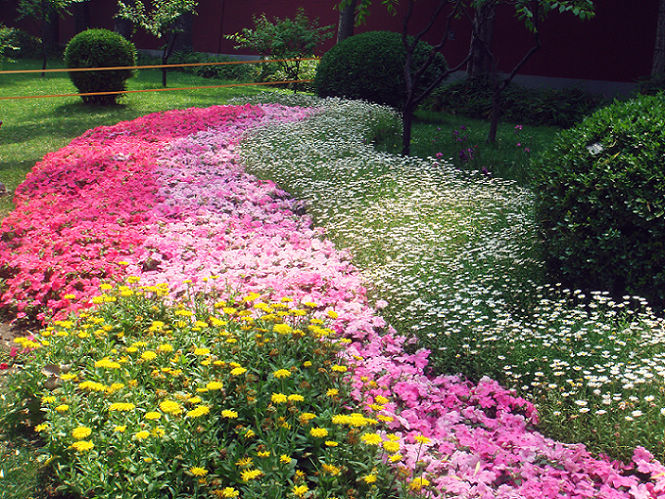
[{"left": 0, "top": 58, "right": 273, "bottom": 216}]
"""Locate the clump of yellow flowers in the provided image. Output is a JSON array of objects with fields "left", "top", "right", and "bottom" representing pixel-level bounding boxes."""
[{"left": 2, "top": 279, "right": 429, "bottom": 499}]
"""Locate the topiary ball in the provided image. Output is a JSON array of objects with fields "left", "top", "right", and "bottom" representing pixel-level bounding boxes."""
[
  {"left": 533, "top": 94, "right": 665, "bottom": 308},
  {"left": 64, "top": 29, "right": 136, "bottom": 105},
  {"left": 314, "top": 31, "right": 447, "bottom": 109}
]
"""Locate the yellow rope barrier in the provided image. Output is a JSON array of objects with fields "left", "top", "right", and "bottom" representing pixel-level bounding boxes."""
[
  {"left": 0, "top": 79, "right": 313, "bottom": 101},
  {"left": 0, "top": 57, "right": 319, "bottom": 75}
]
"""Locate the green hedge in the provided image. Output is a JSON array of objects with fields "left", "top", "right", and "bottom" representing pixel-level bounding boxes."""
[
  {"left": 533, "top": 94, "right": 665, "bottom": 308},
  {"left": 424, "top": 77, "right": 602, "bottom": 128},
  {"left": 314, "top": 31, "right": 446, "bottom": 109},
  {"left": 64, "top": 29, "right": 136, "bottom": 105}
]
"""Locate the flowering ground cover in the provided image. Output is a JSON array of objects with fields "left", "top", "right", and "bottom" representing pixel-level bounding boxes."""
[{"left": 2, "top": 99, "right": 665, "bottom": 497}]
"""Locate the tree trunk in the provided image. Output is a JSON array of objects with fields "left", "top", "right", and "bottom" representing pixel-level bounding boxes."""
[
  {"left": 467, "top": 3, "right": 495, "bottom": 79},
  {"left": 337, "top": 0, "right": 358, "bottom": 43},
  {"left": 401, "top": 103, "right": 415, "bottom": 156},
  {"left": 162, "top": 32, "right": 179, "bottom": 87},
  {"left": 652, "top": 0, "right": 665, "bottom": 76},
  {"left": 487, "top": 83, "right": 501, "bottom": 143}
]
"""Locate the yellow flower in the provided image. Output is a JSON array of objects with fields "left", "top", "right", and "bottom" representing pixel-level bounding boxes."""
[
  {"left": 325, "top": 440, "right": 339, "bottom": 447},
  {"left": 292, "top": 484, "right": 309, "bottom": 497},
  {"left": 299, "top": 412, "right": 316, "bottom": 424},
  {"left": 361, "top": 433, "right": 383, "bottom": 446},
  {"left": 303, "top": 361, "right": 312, "bottom": 368},
  {"left": 141, "top": 351, "right": 157, "bottom": 361},
  {"left": 244, "top": 429, "right": 256, "bottom": 439},
  {"left": 193, "top": 347, "right": 210, "bottom": 356},
  {"left": 109, "top": 402, "right": 136, "bottom": 412},
  {"left": 159, "top": 400, "right": 182, "bottom": 415},
  {"left": 42, "top": 396, "right": 56, "bottom": 404},
  {"left": 113, "top": 425, "right": 127, "bottom": 433},
  {"left": 186, "top": 405, "right": 210, "bottom": 418},
  {"left": 71, "top": 426, "right": 92, "bottom": 440},
  {"left": 326, "top": 388, "right": 339, "bottom": 397},
  {"left": 322, "top": 463, "right": 341, "bottom": 475},
  {"left": 187, "top": 396, "right": 203, "bottom": 404},
  {"left": 309, "top": 427, "right": 329, "bottom": 438},
  {"left": 79, "top": 381, "right": 107, "bottom": 392},
  {"left": 230, "top": 367, "right": 247, "bottom": 376},
  {"left": 287, "top": 394, "right": 304, "bottom": 403},
  {"left": 63, "top": 294, "right": 76, "bottom": 300},
  {"left": 145, "top": 412, "right": 161, "bottom": 420},
  {"left": 35, "top": 423, "right": 49, "bottom": 432},
  {"left": 55, "top": 404, "right": 69, "bottom": 413},
  {"left": 157, "top": 344, "right": 174, "bottom": 353},
  {"left": 389, "top": 453, "right": 403, "bottom": 463},
  {"left": 331, "top": 365, "right": 347, "bottom": 373},
  {"left": 327, "top": 309, "right": 338, "bottom": 319},
  {"left": 273, "top": 323, "right": 292, "bottom": 335},
  {"left": 213, "top": 487, "right": 239, "bottom": 498},
  {"left": 70, "top": 440, "right": 94, "bottom": 452},
  {"left": 414, "top": 434, "right": 431, "bottom": 445},
  {"left": 409, "top": 476, "right": 431, "bottom": 491},
  {"left": 375, "top": 395, "right": 389, "bottom": 404},
  {"left": 383, "top": 440, "right": 400, "bottom": 453},
  {"left": 273, "top": 369, "right": 291, "bottom": 379},
  {"left": 206, "top": 381, "right": 224, "bottom": 391},
  {"left": 257, "top": 450, "right": 271, "bottom": 458},
  {"left": 240, "top": 469, "right": 262, "bottom": 482},
  {"left": 271, "top": 393, "right": 287, "bottom": 404},
  {"left": 189, "top": 467, "right": 208, "bottom": 477},
  {"left": 280, "top": 454, "right": 292, "bottom": 464},
  {"left": 133, "top": 430, "right": 150, "bottom": 440},
  {"left": 221, "top": 409, "right": 238, "bottom": 419},
  {"left": 363, "top": 474, "right": 378, "bottom": 484}
]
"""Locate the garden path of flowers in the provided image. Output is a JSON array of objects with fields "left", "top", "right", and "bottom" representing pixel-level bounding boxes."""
[{"left": 2, "top": 103, "right": 665, "bottom": 498}]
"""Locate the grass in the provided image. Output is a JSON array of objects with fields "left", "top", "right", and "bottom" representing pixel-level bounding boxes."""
[
  {"left": 376, "top": 109, "right": 560, "bottom": 185},
  {"left": 0, "top": 57, "right": 275, "bottom": 217}
]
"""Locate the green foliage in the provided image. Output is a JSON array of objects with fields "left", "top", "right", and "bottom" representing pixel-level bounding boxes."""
[
  {"left": 228, "top": 8, "right": 333, "bottom": 90},
  {"left": 16, "top": 0, "right": 84, "bottom": 21},
  {"left": 314, "top": 31, "right": 447, "bottom": 109},
  {"left": 424, "top": 77, "right": 602, "bottom": 128},
  {"left": 64, "top": 29, "right": 137, "bottom": 105},
  {"left": 1, "top": 282, "right": 418, "bottom": 498},
  {"left": 169, "top": 51, "right": 260, "bottom": 82},
  {"left": 0, "top": 24, "right": 20, "bottom": 63},
  {"left": 116, "top": 0, "right": 198, "bottom": 40},
  {"left": 533, "top": 94, "right": 665, "bottom": 309}
]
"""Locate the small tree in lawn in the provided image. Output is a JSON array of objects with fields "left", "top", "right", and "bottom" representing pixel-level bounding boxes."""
[
  {"left": 16, "top": 0, "right": 86, "bottom": 75},
  {"left": 463, "top": 0, "right": 595, "bottom": 143},
  {"left": 116, "top": 0, "right": 198, "bottom": 87},
  {"left": 344, "top": 0, "right": 473, "bottom": 155},
  {"left": 228, "top": 8, "right": 333, "bottom": 93}
]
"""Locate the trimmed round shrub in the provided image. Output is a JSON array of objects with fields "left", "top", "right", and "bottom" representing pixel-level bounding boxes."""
[
  {"left": 64, "top": 29, "right": 136, "bottom": 105},
  {"left": 314, "top": 31, "right": 447, "bottom": 108},
  {"left": 533, "top": 94, "right": 665, "bottom": 308}
]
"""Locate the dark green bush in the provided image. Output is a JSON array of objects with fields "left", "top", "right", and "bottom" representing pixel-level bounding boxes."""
[
  {"left": 64, "top": 29, "right": 136, "bottom": 105},
  {"left": 314, "top": 31, "right": 447, "bottom": 109},
  {"left": 170, "top": 51, "right": 260, "bottom": 82},
  {"left": 424, "top": 77, "right": 602, "bottom": 128},
  {"left": 532, "top": 95, "right": 665, "bottom": 308}
]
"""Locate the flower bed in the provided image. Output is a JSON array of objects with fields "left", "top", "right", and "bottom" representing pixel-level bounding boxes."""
[{"left": 2, "top": 103, "right": 665, "bottom": 497}]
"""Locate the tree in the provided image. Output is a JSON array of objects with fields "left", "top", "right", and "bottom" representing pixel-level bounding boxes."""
[
  {"left": 16, "top": 0, "right": 86, "bottom": 74},
  {"left": 228, "top": 8, "right": 333, "bottom": 93},
  {"left": 337, "top": 0, "right": 359, "bottom": 43},
  {"left": 466, "top": 2, "right": 495, "bottom": 78},
  {"left": 116, "top": 0, "right": 198, "bottom": 87},
  {"left": 342, "top": 0, "right": 473, "bottom": 155},
  {"left": 0, "top": 24, "right": 20, "bottom": 64},
  {"left": 465, "top": 0, "right": 595, "bottom": 143},
  {"left": 652, "top": 0, "right": 665, "bottom": 76}
]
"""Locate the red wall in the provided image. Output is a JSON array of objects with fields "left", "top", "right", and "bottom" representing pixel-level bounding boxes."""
[{"left": 0, "top": 0, "right": 659, "bottom": 83}]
